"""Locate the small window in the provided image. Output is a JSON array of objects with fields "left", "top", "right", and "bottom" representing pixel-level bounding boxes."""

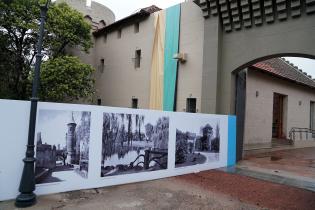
[
  {"left": 132, "top": 98, "right": 138, "bottom": 109},
  {"left": 135, "top": 49, "right": 141, "bottom": 68},
  {"left": 134, "top": 22, "right": 139, "bottom": 33},
  {"left": 103, "top": 34, "right": 107, "bottom": 43},
  {"left": 97, "top": 99, "right": 102, "bottom": 105},
  {"left": 99, "top": 58, "right": 105, "bottom": 73},
  {"left": 186, "top": 98, "right": 197, "bottom": 113},
  {"left": 99, "top": 20, "right": 106, "bottom": 29},
  {"left": 117, "top": 29, "right": 122, "bottom": 39}
]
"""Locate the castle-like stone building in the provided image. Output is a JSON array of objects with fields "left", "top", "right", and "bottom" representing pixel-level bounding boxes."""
[
  {"left": 61, "top": 0, "right": 315, "bottom": 158},
  {"left": 36, "top": 133, "right": 56, "bottom": 169}
]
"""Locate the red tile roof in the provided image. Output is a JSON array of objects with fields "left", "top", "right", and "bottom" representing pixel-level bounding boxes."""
[
  {"left": 252, "top": 58, "right": 315, "bottom": 89},
  {"left": 93, "top": 5, "right": 161, "bottom": 37}
]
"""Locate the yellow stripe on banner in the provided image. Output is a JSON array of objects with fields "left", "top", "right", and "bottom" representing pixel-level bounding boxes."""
[{"left": 149, "top": 11, "right": 166, "bottom": 110}]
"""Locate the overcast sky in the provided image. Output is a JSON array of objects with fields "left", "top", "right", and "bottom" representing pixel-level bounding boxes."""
[
  {"left": 92, "top": 0, "right": 185, "bottom": 20},
  {"left": 284, "top": 57, "right": 315, "bottom": 78}
]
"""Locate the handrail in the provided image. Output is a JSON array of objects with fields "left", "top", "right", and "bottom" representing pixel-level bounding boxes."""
[{"left": 289, "top": 127, "right": 315, "bottom": 141}]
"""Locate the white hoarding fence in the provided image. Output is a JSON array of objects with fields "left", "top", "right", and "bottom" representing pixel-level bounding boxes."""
[{"left": 0, "top": 99, "right": 236, "bottom": 201}]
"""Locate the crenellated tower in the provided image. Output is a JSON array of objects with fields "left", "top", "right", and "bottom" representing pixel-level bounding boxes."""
[{"left": 66, "top": 112, "right": 77, "bottom": 164}]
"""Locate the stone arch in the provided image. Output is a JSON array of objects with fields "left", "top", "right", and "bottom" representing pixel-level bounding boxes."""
[
  {"left": 231, "top": 53, "right": 315, "bottom": 160},
  {"left": 232, "top": 53, "right": 315, "bottom": 75}
]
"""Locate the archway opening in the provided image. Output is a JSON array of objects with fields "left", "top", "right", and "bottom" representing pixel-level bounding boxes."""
[
  {"left": 232, "top": 54, "right": 315, "bottom": 156},
  {"left": 231, "top": 54, "right": 315, "bottom": 182}
]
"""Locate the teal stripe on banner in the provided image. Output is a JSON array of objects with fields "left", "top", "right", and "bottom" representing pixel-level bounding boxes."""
[
  {"left": 163, "top": 4, "right": 181, "bottom": 111},
  {"left": 227, "top": 116, "right": 237, "bottom": 167}
]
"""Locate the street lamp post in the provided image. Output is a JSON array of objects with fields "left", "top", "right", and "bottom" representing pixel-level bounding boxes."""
[{"left": 15, "top": 0, "right": 50, "bottom": 208}]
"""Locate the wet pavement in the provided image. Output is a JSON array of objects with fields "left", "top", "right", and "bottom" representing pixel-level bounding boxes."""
[
  {"left": 238, "top": 147, "right": 315, "bottom": 184},
  {"left": 235, "top": 147, "right": 315, "bottom": 192}
]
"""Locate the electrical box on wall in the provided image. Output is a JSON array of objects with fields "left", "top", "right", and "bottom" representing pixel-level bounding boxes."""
[{"left": 173, "top": 53, "right": 187, "bottom": 63}]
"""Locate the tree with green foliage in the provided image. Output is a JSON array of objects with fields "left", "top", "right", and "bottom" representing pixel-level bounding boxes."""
[
  {"left": 0, "top": 0, "right": 95, "bottom": 101},
  {"left": 40, "top": 56, "right": 94, "bottom": 102}
]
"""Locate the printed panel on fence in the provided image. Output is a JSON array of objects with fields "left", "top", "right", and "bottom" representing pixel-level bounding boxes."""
[{"left": 0, "top": 99, "right": 235, "bottom": 201}]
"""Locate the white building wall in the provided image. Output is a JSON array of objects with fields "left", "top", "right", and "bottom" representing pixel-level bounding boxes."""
[{"left": 244, "top": 69, "right": 315, "bottom": 148}]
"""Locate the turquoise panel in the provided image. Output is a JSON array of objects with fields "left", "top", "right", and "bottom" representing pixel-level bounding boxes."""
[
  {"left": 227, "top": 116, "right": 237, "bottom": 167},
  {"left": 163, "top": 4, "right": 181, "bottom": 111}
]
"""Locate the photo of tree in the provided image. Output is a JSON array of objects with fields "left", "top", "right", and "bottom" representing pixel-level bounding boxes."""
[
  {"left": 101, "top": 112, "right": 169, "bottom": 177},
  {"left": 175, "top": 119, "right": 220, "bottom": 168},
  {"left": 35, "top": 109, "right": 91, "bottom": 184}
]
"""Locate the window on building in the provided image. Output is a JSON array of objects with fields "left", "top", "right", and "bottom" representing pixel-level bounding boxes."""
[
  {"left": 132, "top": 98, "right": 138, "bottom": 109},
  {"left": 186, "top": 98, "right": 197, "bottom": 113},
  {"left": 117, "top": 29, "right": 122, "bottom": 39},
  {"left": 98, "top": 20, "right": 106, "bottom": 29},
  {"left": 135, "top": 49, "right": 141, "bottom": 68},
  {"left": 97, "top": 99, "right": 102, "bottom": 105},
  {"left": 99, "top": 58, "right": 105, "bottom": 73},
  {"left": 134, "top": 22, "right": 140, "bottom": 33}
]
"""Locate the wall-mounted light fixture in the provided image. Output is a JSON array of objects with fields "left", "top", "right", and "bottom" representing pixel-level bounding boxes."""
[
  {"left": 299, "top": 101, "right": 302, "bottom": 106},
  {"left": 256, "top": 91, "right": 259, "bottom": 98}
]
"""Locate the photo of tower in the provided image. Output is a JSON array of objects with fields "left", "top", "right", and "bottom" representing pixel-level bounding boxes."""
[
  {"left": 175, "top": 117, "right": 220, "bottom": 168},
  {"left": 35, "top": 109, "right": 91, "bottom": 184}
]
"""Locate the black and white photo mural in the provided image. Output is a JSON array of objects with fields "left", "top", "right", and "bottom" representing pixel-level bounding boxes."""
[
  {"left": 1, "top": 100, "right": 236, "bottom": 201},
  {"left": 35, "top": 109, "right": 91, "bottom": 184},
  {"left": 175, "top": 118, "right": 220, "bottom": 168},
  {"left": 101, "top": 112, "right": 169, "bottom": 177}
]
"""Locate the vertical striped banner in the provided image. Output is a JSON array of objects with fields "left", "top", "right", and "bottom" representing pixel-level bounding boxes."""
[{"left": 163, "top": 4, "right": 181, "bottom": 111}]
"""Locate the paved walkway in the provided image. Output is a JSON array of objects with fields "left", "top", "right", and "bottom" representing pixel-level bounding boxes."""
[
  {"left": 1, "top": 170, "right": 315, "bottom": 210},
  {"left": 240, "top": 147, "right": 315, "bottom": 180}
]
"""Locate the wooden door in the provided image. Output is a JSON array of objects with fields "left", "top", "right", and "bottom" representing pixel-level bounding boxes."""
[{"left": 272, "top": 93, "right": 285, "bottom": 139}]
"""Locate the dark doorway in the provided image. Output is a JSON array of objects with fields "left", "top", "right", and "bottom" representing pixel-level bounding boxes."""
[
  {"left": 272, "top": 93, "right": 286, "bottom": 139},
  {"left": 235, "top": 70, "right": 247, "bottom": 161},
  {"left": 186, "top": 98, "right": 197, "bottom": 113},
  {"left": 311, "top": 101, "right": 315, "bottom": 138},
  {"left": 132, "top": 98, "right": 138, "bottom": 109}
]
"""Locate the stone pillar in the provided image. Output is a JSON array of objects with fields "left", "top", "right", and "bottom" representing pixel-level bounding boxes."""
[{"left": 200, "top": 17, "right": 222, "bottom": 114}]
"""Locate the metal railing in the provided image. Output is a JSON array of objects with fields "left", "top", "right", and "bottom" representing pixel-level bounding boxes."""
[{"left": 289, "top": 127, "right": 315, "bottom": 141}]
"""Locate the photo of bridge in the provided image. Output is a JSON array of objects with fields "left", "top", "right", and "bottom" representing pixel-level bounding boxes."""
[
  {"left": 35, "top": 109, "right": 91, "bottom": 184},
  {"left": 101, "top": 112, "right": 169, "bottom": 177}
]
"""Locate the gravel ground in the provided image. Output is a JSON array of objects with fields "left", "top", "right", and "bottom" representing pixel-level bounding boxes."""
[
  {"left": 178, "top": 170, "right": 315, "bottom": 210},
  {"left": 1, "top": 170, "right": 314, "bottom": 210},
  {"left": 0, "top": 174, "right": 262, "bottom": 210}
]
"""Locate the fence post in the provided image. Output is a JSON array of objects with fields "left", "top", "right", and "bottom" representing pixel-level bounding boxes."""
[{"left": 144, "top": 150, "right": 150, "bottom": 170}]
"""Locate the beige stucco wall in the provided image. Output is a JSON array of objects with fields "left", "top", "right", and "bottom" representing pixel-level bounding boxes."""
[
  {"left": 93, "top": 15, "right": 155, "bottom": 108},
  {"left": 244, "top": 69, "right": 315, "bottom": 147},
  {"left": 176, "top": 2, "right": 204, "bottom": 113},
  {"left": 92, "top": 2, "right": 204, "bottom": 110}
]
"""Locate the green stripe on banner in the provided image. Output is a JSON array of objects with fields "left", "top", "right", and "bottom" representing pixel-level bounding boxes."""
[{"left": 163, "top": 4, "right": 181, "bottom": 111}]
